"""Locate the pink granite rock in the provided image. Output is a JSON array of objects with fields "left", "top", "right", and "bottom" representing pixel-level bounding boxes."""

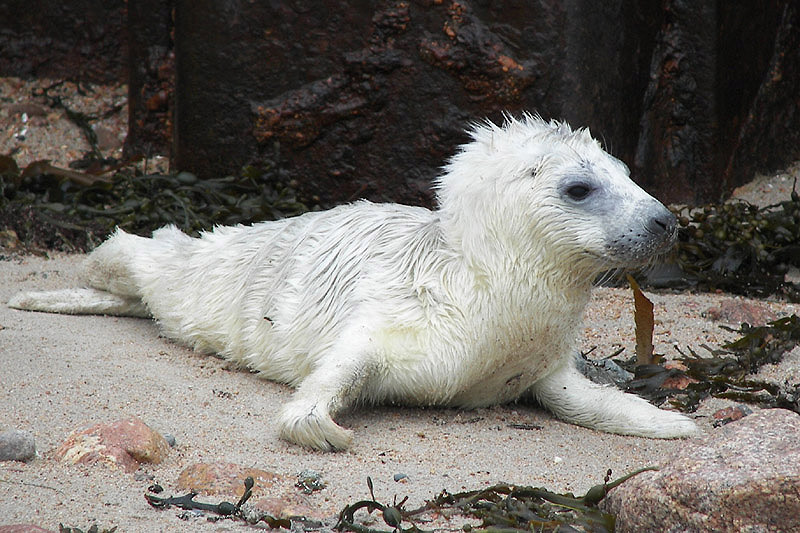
[
  {"left": 176, "top": 461, "right": 286, "bottom": 499},
  {"left": 54, "top": 416, "right": 169, "bottom": 472},
  {"left": 602, "top": 408, "right": 800, "bottom": 532},
  {"left": 704, "top": 299, "right": 778, "bottom": 325},
  {"left": 175, "top": 462, "right": 332, "bottom": 519},
  {"left": 0, "top": 525, "right": 54, "bottom": 533},
  {"left": 253, "top": 493, "right": 326, "bottom": 520}
]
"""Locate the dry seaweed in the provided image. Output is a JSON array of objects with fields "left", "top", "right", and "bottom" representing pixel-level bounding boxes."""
[
  {"left": 626, "top": 275, "right": 655, "bottom": 365},
  {"left": 336, "top": 469, "right": 655, "bottom": 533},
  {"left": 670, "top": 182, "right": 800, "bottom": 301}
]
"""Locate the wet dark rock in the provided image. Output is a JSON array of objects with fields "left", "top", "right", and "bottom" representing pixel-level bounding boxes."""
[
  {"left": 602, "top": 408, "right": 800, "bottom": 533},
  {"left": 0, "top": 1, "right": 125, "bottom": 83},
  {"left": 2, "top": 2, "right": 798, "bottom": 206},
  {"left": 123, "top": 0, "right": 174, "bottom": 159},
  {"left": 0, "top": 429, "right": 36, "bottom": 462},
  {"left": 171, "top": 1, "right": 800, "bottom": 206}
]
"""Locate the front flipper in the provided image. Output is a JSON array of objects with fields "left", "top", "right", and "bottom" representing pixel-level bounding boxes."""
[
  {"left": 278, "top": 354, "right": 375, "bottom": 451},
  {"left": 8, "top": 288, "right": 150, "bottom": 317},
  {"left": 530, "top": 361, "right": 699, "bottom": 438}
]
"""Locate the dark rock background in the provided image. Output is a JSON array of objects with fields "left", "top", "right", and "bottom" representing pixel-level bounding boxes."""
[
  {"left": 2, "top": 0, "right": 799, "bottom": 207},
  {"left": 0, "top": 0, "right": 127, "bottom": 83}
]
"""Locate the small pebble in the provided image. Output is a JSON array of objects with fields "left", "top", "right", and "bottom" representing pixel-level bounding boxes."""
[
  {"left": 0, "top": 429, "right": 36, "bottom": 462},
  {"left": 162, "top": 433, "right": 177, "bottom": 447},
  {"left": 393, "top": 473, "right": 409, "bottom": 482},
  {"left": 296, "top": 469, "right": 326, "bottom": 494},
  {"left": 134, "top": 471, "right": 155, "bottom": 481},
  {"left": 712, "top": 404, "right": 754, "bottom": 427}
]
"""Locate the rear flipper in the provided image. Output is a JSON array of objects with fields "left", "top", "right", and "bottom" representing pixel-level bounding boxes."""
[
  {"left": 8, "top": 227, "right": 174, "bottom": 318},
  {"left": 8, "top": 288, "right": 150, "bottom": 317}
]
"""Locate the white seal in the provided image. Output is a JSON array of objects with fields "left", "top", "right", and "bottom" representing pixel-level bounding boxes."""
[{"left": 9, "top": 114, "right": 698, "bottom": 450}]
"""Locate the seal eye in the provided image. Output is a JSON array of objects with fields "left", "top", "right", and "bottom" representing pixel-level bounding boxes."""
[{"left": 565, "top": 183, "right": 593, "bottom": 201}]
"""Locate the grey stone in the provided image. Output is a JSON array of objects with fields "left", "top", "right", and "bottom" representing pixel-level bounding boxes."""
[
  {"left": 575, "top": 352, "right": 633, "bottom": 387},
  {"left": 0, "top": 429, "right": 36, "bottom": 462},
  {"left": 162, "top": 432, "right": 177, "bottom": 447},
  {"left": 601, "top": 408, "right": 800, "bottom": 533}
]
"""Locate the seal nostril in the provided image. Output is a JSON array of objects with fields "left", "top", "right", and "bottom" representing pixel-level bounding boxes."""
[{"left": 647, "top": 211, "right": 677, "bottom": 236}]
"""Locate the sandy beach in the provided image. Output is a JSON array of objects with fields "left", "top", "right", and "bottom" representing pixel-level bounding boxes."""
[{"left": 2, "top": 250, "right": 798, "bottom": 531}]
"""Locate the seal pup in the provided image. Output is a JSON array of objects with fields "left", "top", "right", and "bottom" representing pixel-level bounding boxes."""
[{"left": 9, "top": 114, "right": 698, "bottom": 450}]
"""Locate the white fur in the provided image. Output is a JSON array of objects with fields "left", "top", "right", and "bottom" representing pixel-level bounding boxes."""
[{"left": 8, "top": 114, "right": 697, "bottom": 450}]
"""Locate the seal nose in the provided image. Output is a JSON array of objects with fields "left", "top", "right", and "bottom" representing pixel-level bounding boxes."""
[{"left": 646, "top": 205, "right": 677, "bottom": 238}]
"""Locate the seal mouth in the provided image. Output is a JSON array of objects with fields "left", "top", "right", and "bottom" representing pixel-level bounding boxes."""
[
  {"left": 650, "top": 223, "right": 678, "bottom": 253},
  {"left": 603, "top": 227, "right": 677, "bottom": 268},
  {"left": 606, "top": 206, "right": 678, "bottom": 265}
]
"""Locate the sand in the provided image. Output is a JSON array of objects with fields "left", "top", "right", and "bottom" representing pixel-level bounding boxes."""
[{"left": 1, "top": 250, "right": 798, "bottom": 531}]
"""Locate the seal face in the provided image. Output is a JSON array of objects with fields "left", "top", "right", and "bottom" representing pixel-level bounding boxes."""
[
  {"left": 8, "top": 114, "right": 698, "bottom": 450},
  {"left": 555, "top": 163, "right": 678, "bottom": 265}
]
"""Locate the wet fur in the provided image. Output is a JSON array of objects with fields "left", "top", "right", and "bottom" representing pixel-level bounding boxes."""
[{"left": 9, "top": 114, "right": 698, "bottom": 450}]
